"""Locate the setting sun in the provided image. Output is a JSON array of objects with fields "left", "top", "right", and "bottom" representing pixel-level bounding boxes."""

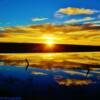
[
  {"left": 42, "top": 35, "right": 55, "bottom": 46},
  {"left": 47, "top": 40, "right": 54, "bottom": 46}
]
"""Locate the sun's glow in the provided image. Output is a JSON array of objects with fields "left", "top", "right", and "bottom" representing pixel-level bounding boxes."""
[
  {"left": 42, "top": 35, "right": 55, "bottom": 46},
  {"left": 47, "top": 40, "right": 54, "bottom": 46}
]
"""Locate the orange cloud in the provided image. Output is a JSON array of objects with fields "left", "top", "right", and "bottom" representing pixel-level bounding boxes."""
[
  {"left": 58, "top": 7, "right": 97, "bottom": 15},
  {"left": 0, "top": 24, "right": 100, "bottom": 46}
]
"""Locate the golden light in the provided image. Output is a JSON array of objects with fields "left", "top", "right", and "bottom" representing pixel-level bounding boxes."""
[
  {"left": 43, "top": 53, "right": 55, "bottom": 59},
  {"left": 42, "top": 35, "right": 55, "bottom": 46},
  {"left": 47, "top": 39, "right": 54, "bottom": 46}
]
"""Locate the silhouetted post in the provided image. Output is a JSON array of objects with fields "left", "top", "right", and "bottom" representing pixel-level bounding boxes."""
[{"left": 25, "top": 59, "right": 29, "bottom": 70}]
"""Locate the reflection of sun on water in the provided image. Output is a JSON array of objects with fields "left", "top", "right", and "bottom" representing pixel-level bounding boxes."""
[{"left": 43, "top": 53, "right": 55, "bottom": 59}]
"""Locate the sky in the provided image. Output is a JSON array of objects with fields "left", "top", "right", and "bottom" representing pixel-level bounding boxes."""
[
  {"left": 0, "top": 0, "right": 100, "bottom": 46},
  {"left": 0, "top": 0, "right": 100, "bottom": 67},
  {"left": 0, "top": 0, "right": 100, "bottom": 26}
]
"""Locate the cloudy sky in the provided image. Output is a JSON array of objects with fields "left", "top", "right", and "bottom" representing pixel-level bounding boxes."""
[
  {"left": 0, "top": 0, "right": 100, "bottom": 46},
  {"left": 0, "top": 0, "right": 100, "bottom": 26}
]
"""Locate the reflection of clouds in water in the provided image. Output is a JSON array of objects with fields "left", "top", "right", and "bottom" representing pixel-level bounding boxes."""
[
  {"left": 42, "top": 53, "right": 56, "bottom": 60},
  {"left": 91, "top": 68, "right": 100, "bottom": 71},
  {"left": 82, "top": 69, "right": 100, "bottom": 77},
  {"left": 97, "top": 76, "right": 100, "bottom": 80},
  {"left": 0, "top": 52, "right": 100, "bottom": 65},
  {"left": 32, "top": 71, "right": 48, "bottom": 76},
  {"left": 63, "top": 70, "right": 92, "bottom": 77},
  {"left": 53, "top": 75, "right": 64, "bottom": 80},
  {"left": 0, "top": 53, "right": 100, "bottom": 74},
  {"left": 0, "top": 61, "right": 4, "bottom": 65},
  {"left": 92, "top": 71, "right": 100, "bottom": 74},
  {"left": 4, "top": 60, "right": 25, "bottom": 67},
  {"left": 56, "top": 79, "right": 94, "bottom": 86}
]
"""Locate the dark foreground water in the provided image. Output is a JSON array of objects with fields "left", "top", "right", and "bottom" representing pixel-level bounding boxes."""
[{"left": 0, "top": 66, "right": 100, "bottom": 100}]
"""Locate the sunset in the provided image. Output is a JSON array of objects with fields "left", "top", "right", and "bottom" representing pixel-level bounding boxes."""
[{"left": 0, "top": 0, "right": 100, "bottom": 100}]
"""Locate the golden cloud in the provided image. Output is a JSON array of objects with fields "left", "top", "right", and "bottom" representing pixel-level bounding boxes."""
[
  {"left": 64, "top": 17, "right": 94, "bottom": 23},
  {"left": 58, "top": 7, "right": 97, "bottom": 15},
  {"left": 0, "top": 24, "right": 100, "bottom": 46},
  {"left": 32, "top": 18, "right": 48, "bottom": 21}
]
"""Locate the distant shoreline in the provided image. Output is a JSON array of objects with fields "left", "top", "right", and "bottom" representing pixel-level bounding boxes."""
[{"left": 0, "top": 43, "right": 100, "bottom": 53}]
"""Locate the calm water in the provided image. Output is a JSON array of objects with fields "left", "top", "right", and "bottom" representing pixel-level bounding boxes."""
[
  {"left": 0, "top": 52, "right": 100, "bottom": 66},
  {"left": 0, "top": 52, "right": 100, "bottom": 100}
]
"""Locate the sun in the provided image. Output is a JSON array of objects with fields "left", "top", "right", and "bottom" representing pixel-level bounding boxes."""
[
  {"left": 42, "top": 35, "right": 55, "bottom": 46},
  {"left": 47, "top": 39, "right": 54, "bottom": 46}
]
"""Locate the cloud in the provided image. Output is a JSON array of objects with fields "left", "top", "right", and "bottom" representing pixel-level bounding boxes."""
[
  {"left": 32, "top": 18, "right": 48, "bottom": 21},
  {"left": 92, "top": 20, "right": 100, "bottom": 24},
  {"left": 58, "top": 7, "right": 97, "bottom": 15},
  {"left": 64, "top": 17, "right": 94, "bottom": 24},
  {"left": 0, "top": 27, "right": 6, "bottom": 33},
  {"left": 92, "top": 71, "right": 100, "bottom": 74},
  {"left": 54, "top": 13, "right": 64, "bottom": 19},
  {"left": 0, "top": 24, "right": 100, "bottom": 47},
  {"left": 98, "top": 15, "right": 100, "bottom": 18},
  {"left": 0, "top": 33, "right": 12, "bottom": 37}
]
